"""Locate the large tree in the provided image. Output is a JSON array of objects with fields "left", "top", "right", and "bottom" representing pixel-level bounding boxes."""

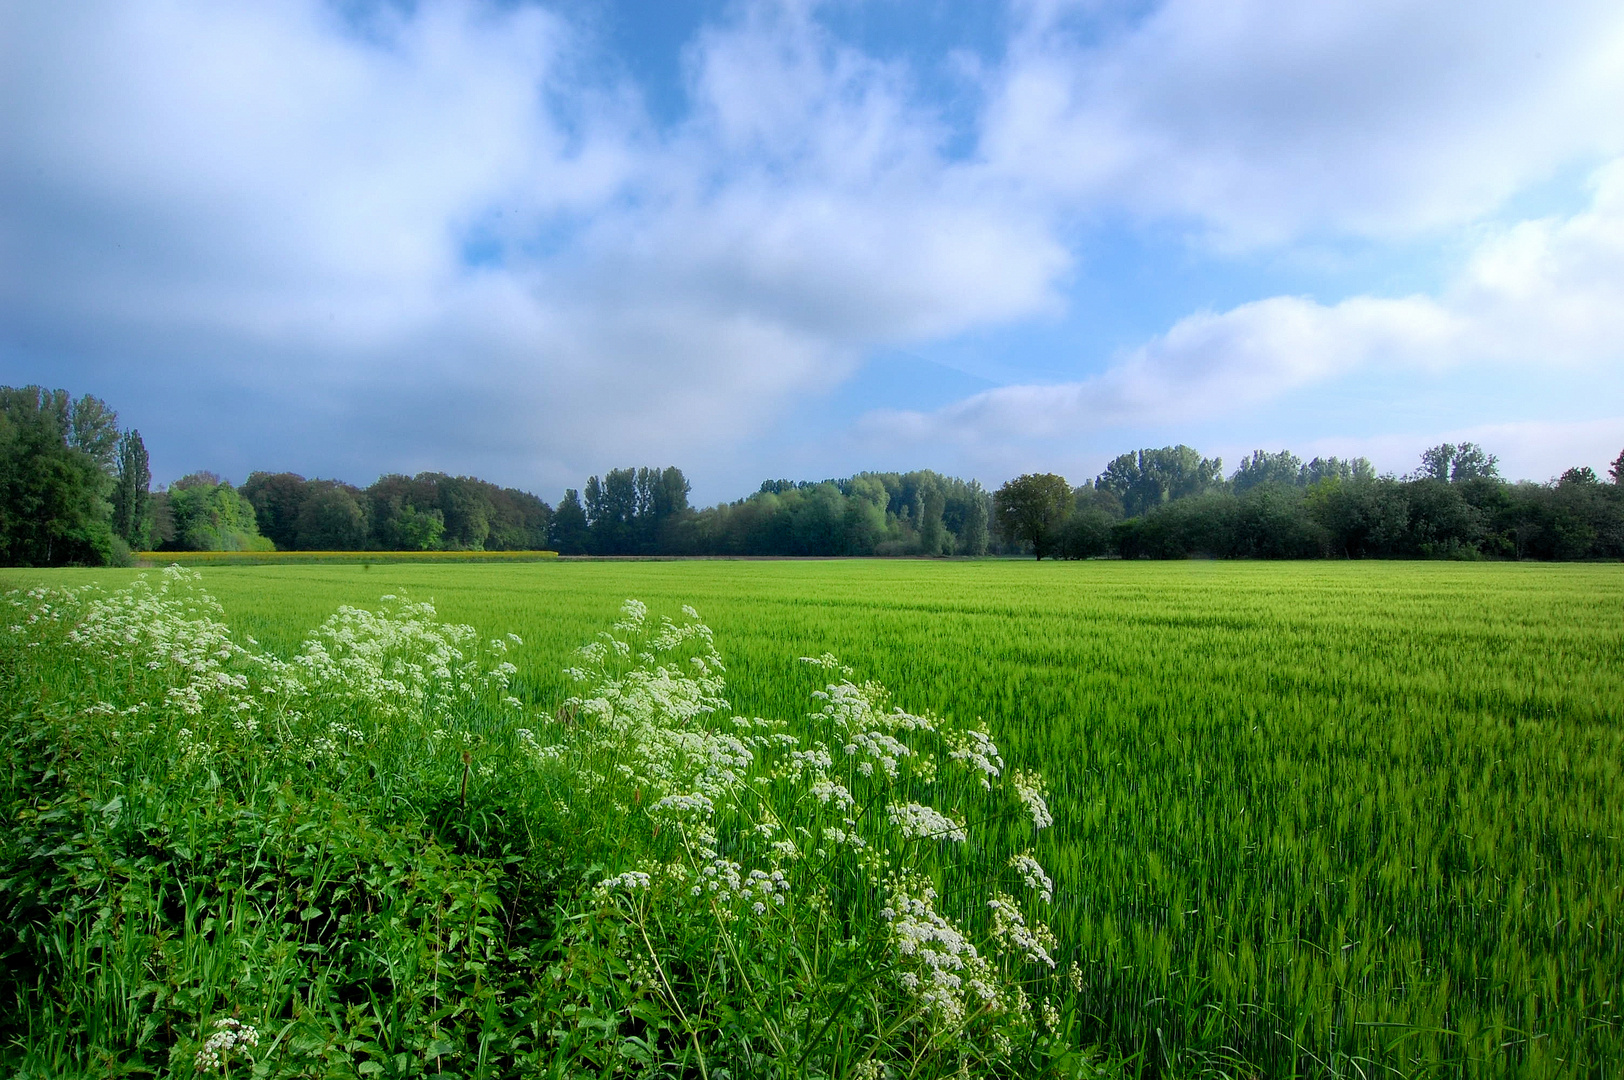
[
  {"left": 550, "top": 489, "right": 589, "bottom": 554},
  {"left": 110, "top": 430, "right": 152, "bottom": 550},
  {"left": 993, "top": 473, "right": 1073, "bottom": 559},
  {"left": 164, "top": 473, "right": 273, "bottom": 552},
  {"left": 242, "top": 472, "right": 312, "bottom": 549}
]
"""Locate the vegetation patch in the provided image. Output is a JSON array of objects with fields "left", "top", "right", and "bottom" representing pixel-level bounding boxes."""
[{"left": 0, "top": 569, "right": 1083, "bottom": 1078}]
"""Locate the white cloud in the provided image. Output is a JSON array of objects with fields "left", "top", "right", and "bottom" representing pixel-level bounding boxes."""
[
  {"left": 983, "top": 0, "right": 1624, "bottom": 243},
  {"left": 0, "top": 0, "right": 1064, "bottom": 495},
  {"left": 864, "top": 158, "right": 1624, "bottom": 471}
]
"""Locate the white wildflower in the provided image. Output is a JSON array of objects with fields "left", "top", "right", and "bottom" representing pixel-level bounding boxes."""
[
  {"left": 887, "top": 802, "right": 967, "bottom": 843},
  {"left": 1009, "top": 769, "right": 1053, "bottom": 829},
  {"left": 1009, "top": 853, "right": 1054, "bottom": 904},
  {"left": 194, "top": 1017, "right": 259, "bottom": 1072}
]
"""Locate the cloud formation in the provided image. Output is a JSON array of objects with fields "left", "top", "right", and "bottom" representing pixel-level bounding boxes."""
[
  {"left": 1, "top": 1, "right": 1064, "bottom": 492},
  {"left": 865, "top": 159, "right": 1624, "bottom": 477},
  {"left": 3, "top": 0, "right": 1622, "bottom": 498},
  {"left": 985, "top": 0, "right": 1624, "bottom": 242}
]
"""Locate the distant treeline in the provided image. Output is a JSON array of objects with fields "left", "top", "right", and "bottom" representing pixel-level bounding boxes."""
[
  {"left": 550, "top": 468, "right": 992, "bottom": 557},
  {"left": 1000, "top": 444, "right": 1624, "bottom": 562},
  {"left": 3, "top": 384, "right": 1622, "bottom": 565}
]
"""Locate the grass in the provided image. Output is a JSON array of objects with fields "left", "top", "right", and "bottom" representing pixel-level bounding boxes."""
[
  {"left": 2, "top": 559, "right": 1621, "bottom": 1076},
  {"left": 133, "top": 549, "right": 560, "bottom": 566}
]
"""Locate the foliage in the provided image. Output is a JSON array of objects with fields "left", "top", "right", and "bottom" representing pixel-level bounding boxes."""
[
  {"left": 993, "top": 474, "right": 1073, "bottom": 560},
  {"left": 1095, "top": 446, "right": 1224, "bottom": 517},
  {"left": 1414, "top": 441, "right": 1501, "bottom": 483},
  {"left": 162, "top": 473, "right": 274, "bottom": 552},
  {"left": 663, "top": 470, "right": 993, "bottom": 558},
  {"left": 110, "top": 430, "right": 153, "bottom": 550},
  {"left": 241, "top": 471, "right": 552, "bottom": 553},
  {"left": 0, "top": 570, "right": 1097, "bottom": 1079},
  {"left": 0, "top": 386, "right": 121, "bottom": 567},
  {"left": 549, "top": 489, "right": 590, "bottom": 555},
  {"left": 1071, "top": 444, "right": 1624, "bottom": 562}
]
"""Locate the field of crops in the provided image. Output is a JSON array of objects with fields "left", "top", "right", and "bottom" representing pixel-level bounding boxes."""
[{"left": 4, "top": 559, "right": 1621, "bottom": 1076}]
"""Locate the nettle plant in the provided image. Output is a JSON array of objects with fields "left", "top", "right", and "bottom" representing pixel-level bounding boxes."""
[{"left": 530, "top": 600, "right": 1067, "bottom": 1075}]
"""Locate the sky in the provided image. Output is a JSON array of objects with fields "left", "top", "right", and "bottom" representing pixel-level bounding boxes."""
[{"left": 3, "top": 0, "right": 1623, "bottom": 504}]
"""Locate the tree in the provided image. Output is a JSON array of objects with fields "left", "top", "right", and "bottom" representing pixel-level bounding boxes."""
[
  {"left": 294, "top": 482, "right": 369, "bottom": 549},
  {"left": 1609, "top": 449, "right": 1624, "bottom": 485},
  {"left": 1416, "top": 443, "right": 1500, "bottom": 483},
  {"left": 0, "top": 386, "right": 118, "bottom": 565},
  {"left": 68, "top": 394, "right": 121, "bottom": 473},
  {"left": 1302, "top": 455, "right": 1375, "bottom": 486},
  {"left": 993, "top": 473, "right": 1073, "bottom": 559},
  {"left": 165, "top": 474, "right": 273, "bottom": 552},
  {"left": 373, "top": 498, "right": 445, "bottom": 550},
  {"left": 110, "top": 430, "right": 152, "bottom": 550},
  {"left": 551, "top": 489, "right": 590, "bottom": 554},
  {"left": 1231, "top": 450, "right": 1303, "bottom": 493},
  {"left": 959, "top": 481, "right": 990, "bottom": 556},
  {"left": 242, "top": 472, "right": 312, "bottom": 549},
  {"left": 1097, "top": 446, "right": 1224, "bottom": 517}
]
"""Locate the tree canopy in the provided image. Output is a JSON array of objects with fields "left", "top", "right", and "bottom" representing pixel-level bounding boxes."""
[{"left": 992, "top": 473, "right": 1073, "bottom": 560}]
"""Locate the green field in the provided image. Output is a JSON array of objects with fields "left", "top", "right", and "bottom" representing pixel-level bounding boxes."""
[{"left": 4, "top": 560, "right": 1622, "bottom": 1076}]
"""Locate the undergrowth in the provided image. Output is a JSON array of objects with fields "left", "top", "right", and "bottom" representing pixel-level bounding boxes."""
[{"left": 0, "top": 568, "right": 1105, "bottom": 1078}]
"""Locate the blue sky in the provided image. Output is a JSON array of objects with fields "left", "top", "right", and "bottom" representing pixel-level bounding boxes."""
[{"left": 4, "top": 0, "right": 1623, "bottom": 504}]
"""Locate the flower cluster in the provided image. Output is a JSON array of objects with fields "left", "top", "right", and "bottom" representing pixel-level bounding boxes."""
[
  {"left": 887, "top": 801, "right": 967, "bottom": 843},
  {"left": 987, "top": 893, "right": 1058, "bottom": 968},
  {"left": 1009, "top": 853, "right": 1055, "bottom": 904},
  {"left": 881, "top": 872, "right": 1004, "bottom": 1028},
  {"left": 194, "top": 1017, "right": 259, "bottom": 1072},
  {"left": 553, "top": 600, "right": 1063, "bottom": 1051},
  {"left": 283, "top": 595, "right": 514, "bottom": 725},
  {"left": 1009, "top": 770, "right": 1053, "bottom": 829}
]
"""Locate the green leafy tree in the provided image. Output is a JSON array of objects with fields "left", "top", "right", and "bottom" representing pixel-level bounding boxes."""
[
  {"left": 1302, "top": 455, "right": 1375, "bottom": 486},
  {"left": 1097, "top": 446, "right": 1225, "bottom": 517},
  {"left": 1231, "top": 449, "right": 1304, "bottom": 492},
  {"left": 0, "top": 386, "right": 118, "bottom": 565},
  {"left": 1610, "top": 449, "right": 1624, "bottom": 485},
  {"left": 551, "top": 489, "right": 590, "bottom": 554},
  {"left": 68, "top": 395, "right": 121, "bottom": 473},
  {"left": 993, "top": 473, "right": 1073, "bottom": 559},
  {"left": 294, "top": 482, "right": 369, "bottom": 550},
  {"left": 1416, "top": 443, "right": 1500, "bottom": 483},
  {"left": 1559, "top": 466, "right": 1599, "bottom": 487},
  {"left": 110, "top": 430, "right": 153, "bottom": 550},
  {"left": 373, "top": 497, "right": 445, "bottom": 550},
  {"left": 165, "top": 473, "right": 273, "bottom": 552},
  {"left": 242, "top": 472, "right": 312, "bottom": 550},
  {"left": 961, "top": 480, "right": 990, "bottom": 555}
]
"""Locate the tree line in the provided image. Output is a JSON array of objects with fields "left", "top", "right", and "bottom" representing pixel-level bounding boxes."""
[
  {"left": 994, "top": 444, "right": 1624, "bottom": 561},
  {"left": 3, "top": 384, "right": 1622, "bottom": 565}
]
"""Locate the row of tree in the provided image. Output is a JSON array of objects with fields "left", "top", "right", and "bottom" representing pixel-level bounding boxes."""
[
  {"left": 551, "top": 468, "right": 993, "bottom": 557},
  {"left": 5, "top": 385, "right": 1623, "bottom": 564},
  {"left": 994, "top": 444, "right": 1624, "bottom": 561}
]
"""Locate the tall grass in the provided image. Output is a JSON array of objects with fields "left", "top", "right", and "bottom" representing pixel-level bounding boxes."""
[{"left": 0, "top": 568, "right": 1094, "bottom": 1078}]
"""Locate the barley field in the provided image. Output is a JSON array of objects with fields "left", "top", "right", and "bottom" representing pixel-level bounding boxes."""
[{"left": 2, "top": 560, "right": 1620, "bottom": 1077}]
